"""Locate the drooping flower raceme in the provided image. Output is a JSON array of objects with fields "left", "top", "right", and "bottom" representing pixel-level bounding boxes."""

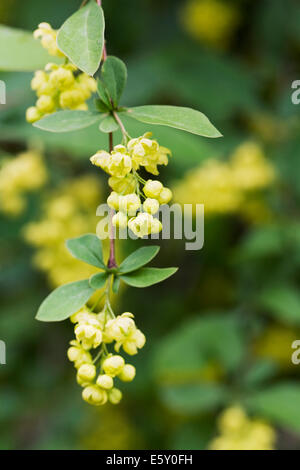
[
  {"left": 67, "top": 307, "right": 144, "bottom": 406},
  {"left": 26, "top": 23, "right": 97, "bottom": 123},
  {"left": 90, "top": 132, "right": 173, "bottom": 237}
]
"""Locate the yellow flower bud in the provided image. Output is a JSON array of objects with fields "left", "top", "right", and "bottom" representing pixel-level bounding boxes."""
[
  {"left": 128, "top": 212, "right": 154, "bottom": 238},
  {"left": 59, "top": 87, "right": 85, "bottom": 109},
  {"left": 108, "top": 174, "right": 136, "bottom": 195},
  {"left": 143, "top": 198, "right": 159, "bottom": 215},
  {"left": 90, "top": 151, "right": 111, "bottom": 171},
  {"left": 143, "top": 180, "right": 163, "bottom": 198},
  {"left": 67, "top": 343, "right": 92, "bottom": 368},
  {"left": 122, "top": 330, "right": 146, "bottom": 355},
  {"left": 73, "top": 103, "right": 88, "bottom": 111},
  {"left": 77, "top": 363, "right": 96, "bottom": 381},
  {"left": 118, "top": 364, "right": 136, "bottom": 382},
  {"left": 102, "top": 355, "right": 125, "bottom": 377},
  {"left": 70, "top": 308, "right": 92, "bottom": 324},
  {"left": 33, "top": 23, "right": 64, "bottom": 57},
  {"left": 31, "top": 70, "right": 48, "bottom": 91},
  {"left": 77, "top": 74, "right": 97, "bottom": 99},
  {"left": 67, "top": 346, "right": 81, "bottom": 363},
  {"left": 49, "top": 67, "right": 75, "bottom": 90},
  {"left": 150, "top": 217, "right": 162, "bottom": 234},
  {"left": 74, "top": 319, "right": 103, "bottom": 350},
  {"left": 96, "top": 374, "right": 114, "bottom": 390},
  {"left": 108, "top": 387, "right": 122, "bottom": 405},
  {"left": 112, "top": 211, "right": 128, "bottom": 229},
  {"left": 158, "top": 187, "right": 172, "bottom": 205},
  {"left": 107, "top": 191, "right": 120, "bottom": 210},
  {"left": 118, "top": 193, "right": 141, "bottom": 216},
  {"left": 82, "top": 385, "right": 107, "bottom": 406},
  {"left": 26, "top": 106, "right": 41, "bottom": 123},
  {"left": 36, "top": 95, "right": 56, "bottom": 113},
  {"left": 108, "top": 152, "right": 132, "bottom": 177}
]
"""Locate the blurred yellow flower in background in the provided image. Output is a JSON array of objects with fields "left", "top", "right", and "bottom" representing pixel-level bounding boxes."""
[
  {"left": 0, "top": 0, "right": 15, "bottom": 23},
  {"left": 173, "top": 141, "right": 275, "bottom": 220},
  {"left": 254, "top": 325, "right": 300, "bottom": 369},
  {"left": 23, "top": 175, "right": 102, "bottom": 287},
  {"left": 0, "top": 149, "right": 47, "bottom": 216},
  {"left": 181, "top": 0, "right": 240, "bottom": 48},
  {"left": 81, "top": 407, "right": 142, "bottom": 450},
  {"left": 209, "top": 406, "right": 276, "bottom": 450}
]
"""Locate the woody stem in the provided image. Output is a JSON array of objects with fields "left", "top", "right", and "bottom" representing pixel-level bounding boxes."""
[
  {"left": 107, "top": 132, "right": 117, "bottom": 268},
  {"left": 98, "top": 0, "right": 116, "bottom": 268}
]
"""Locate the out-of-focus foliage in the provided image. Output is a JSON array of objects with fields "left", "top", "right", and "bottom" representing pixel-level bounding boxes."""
[
  {"left": 23, "top": 174, "right": 102, "bottom": 287},
  {"left": 1, "top": 0, "right": 300, "bottom": 450}
]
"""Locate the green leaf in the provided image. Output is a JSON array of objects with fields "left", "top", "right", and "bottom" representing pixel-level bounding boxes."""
[
  {"left": 89, "top": 272, "right": 108, "bottom": 290},
  {"left": 126, "top": 105, "right": 222, "bottom": 138},
  {"left": 36, "top": 280, "right": 94, "bottom": 322},
  {"left": 118, "top": 246, "right": 160, "bottom": 274},
  {"left": 160, "top": 384, "right": 228, "bottom": 414},
  {"left": 245, "top": 383, "right": 300, "bottom": 433},
  {"left": 235, "top": 225, "right": 283, "bottom": 261},
  {"left": 0, "top": 25, "right": 61, "bottom": 71},
  {"left": 97, "top": 80, "right": 112, "bottom": 109},
  {"left": 259, "top": 285, "right": 300, "bottom": 326},
  {"left": 120, "top": 267, "right": 177, "bottom": 287},
  {"left": 57, "top": 1, "right": 105, "bottom": 76},
  {"left": 33, "top": 111, "right": 102, "bottom": 133},
  {"left": 94, "top": 98, "right": 110, "bottom": 113},
  {"left": 99, "top": 115, "right": 119, "bottom": 133},
  {"left": 242, "top": 360, "right": 278, "bottom": 388},
  {"left": 101, "top": 56, "right": 127, "bottom": 106},
  {"left": 153, "top": 315, "right": 245, "bottom": 381},
  {"left": 66, "top": 234, "right": 106, "bottom": 269}
]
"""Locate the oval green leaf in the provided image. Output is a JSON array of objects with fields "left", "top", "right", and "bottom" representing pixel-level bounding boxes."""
[
  {"left": 97, "top": 80, "right": 112, "bottom": 109},
  {"left": 33, "top": 111, "right": 102, "bottom": 133},
  {"left": 126, "top": 105, "right": 222, "bottom": 138},
  {"left": 99, "top": 115, "right": 119, "bottom": 133},
  {"left": 119, "top": 246, "right": 160, "bottom": 274},
  {"left": 120, "top": 267, "right": 178, "bottom": 288},
  {"left": 245, "top": 383, "right": 300, "bottom": 432},
  {"left": 36, "top": 280, "right": 95, "bottom": 322},
  {"left": 101, "top": 56, "right": 127, "bottom": 106},
  {"left": 57, "top": 1, "right": 105, "bottom": 76},
  {"left": 89, "top": 272, "right": 108, "bottom": 290},
  {"left": 66, "top": 234, "right": 106, "bottom": 269}
]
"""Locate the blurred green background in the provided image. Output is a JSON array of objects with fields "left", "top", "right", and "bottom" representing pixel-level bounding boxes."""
[{"left": 1, "top": 0, "right": 300, "bottom": 450}]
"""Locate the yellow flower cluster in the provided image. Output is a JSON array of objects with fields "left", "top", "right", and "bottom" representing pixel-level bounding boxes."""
[
  {"left": 181, "top": 0, "right": 239, "bottom": 48},
  {"left": 173, "top": 142, "right": 275, "bottom": 217},
  {"left": 23, "top": 175, "right": 102, "bottom": 287},
  {"left": 209, "top": 406, "right": 276, "bottom": 450},
  {"left": 68, "top": 308, "right": 145, "bottom": 406},
  {"left": 26, "top": 23, "right": 97, "bottom": 123},
  {"left": 90, "top": 133, "right": 173, "bottom": 238},
  {"left": 0, "top": 150, "right": 47, "bottom": 216}
]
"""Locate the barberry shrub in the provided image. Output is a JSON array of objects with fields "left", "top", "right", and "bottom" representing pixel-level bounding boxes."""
[{"left": 29, "top": 0, "right": 221, "bottom": 406}]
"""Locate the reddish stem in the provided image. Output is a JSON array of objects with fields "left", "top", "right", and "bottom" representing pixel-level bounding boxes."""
[
  {"left": 97, "top": 0, "right": 116, "bottom": 268},
  {"left": 107, "top": 132, "right": 117, "bottom": 268}
]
